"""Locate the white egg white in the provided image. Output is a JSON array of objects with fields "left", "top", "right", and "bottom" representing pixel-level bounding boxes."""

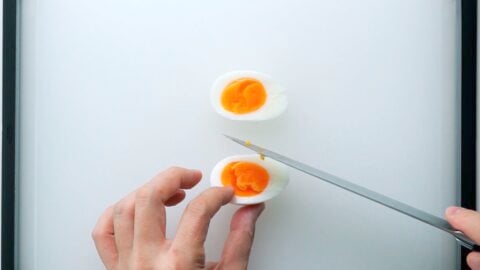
[
  {"left": 210, "top": 71, "right": 288, "bottom": 121},
  {"left": 210, "top": 154, "right": 289, "bottom": 205}
]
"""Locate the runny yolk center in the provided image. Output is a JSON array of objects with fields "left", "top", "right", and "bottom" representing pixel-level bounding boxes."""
[
  {"left": 221, "top": 78, "right": 267, "bottom": 114},
  {"left": 221, "top": 161, "right": 269, "bottom": 197}
]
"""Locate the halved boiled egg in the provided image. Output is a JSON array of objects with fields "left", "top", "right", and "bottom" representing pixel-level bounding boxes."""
[
  {"left": 210, "top": 154, "right": 289, "bottom": 204},
  {"left": 211, "top": 71, "right": 287, "bottom": 121}
]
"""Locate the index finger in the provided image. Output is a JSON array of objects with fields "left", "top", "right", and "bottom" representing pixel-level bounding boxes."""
[
  {"left": 445, "top": 206, "right": 480, "bottom": 243},
  {"left": 92, "top": 206, "right": 118, "bottom": 269},
  {"left": 219, "top": 203, "right": 265, "bottom": 270},
  {"left": 134, "top": 167, "right": 203, "bottom": 245},
  {"left": 171, "top": 187, "right": 234, "bottom": 253}
]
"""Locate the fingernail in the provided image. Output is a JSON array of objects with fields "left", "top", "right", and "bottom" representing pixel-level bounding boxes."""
[
  {"left": 251, "top": 203, "right": 266, "bottom": 219},
  {"left": 446, "top": 206, "right": 462, "bottom": 216},
  {"left": 224, "top": 186, "right": 235, "bottom": 195},
  {"left": 246, "top": 204, "right": 265, "bottom": 232},
  {"left": 258, "top": 203, "right": 266, "bottom": 214},
  {"left": 190, "top": 169, "right": 202, "bottom": 175}
]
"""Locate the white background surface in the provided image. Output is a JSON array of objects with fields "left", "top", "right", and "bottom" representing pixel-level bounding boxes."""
[{"left": 16, "top": 0, "right": 464, "bottom": 269}]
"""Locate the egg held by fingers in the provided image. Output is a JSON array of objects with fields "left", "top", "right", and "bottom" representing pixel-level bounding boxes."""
[{"left": 211, "top": 154, "right": 289, "bottom": 205}]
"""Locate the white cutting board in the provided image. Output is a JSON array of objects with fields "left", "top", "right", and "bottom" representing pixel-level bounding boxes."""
[{"left": 17, "top": 0, "right": 461, "bottom": 269}]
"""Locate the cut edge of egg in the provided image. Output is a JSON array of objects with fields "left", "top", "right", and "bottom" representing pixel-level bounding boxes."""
[
  {"left": 210, "top": 154, "right": 290, "bottom": 205},
  {"left": 210, "top": 71, "right": 288, "bottom": 121}
]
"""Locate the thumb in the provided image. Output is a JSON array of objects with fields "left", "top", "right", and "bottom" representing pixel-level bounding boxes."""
[
  {"left": 218, "top": 203, "right": 265, "bottom": 270},
  {"left": 445, "top": 206, "right": 480, "bottom": 243}
]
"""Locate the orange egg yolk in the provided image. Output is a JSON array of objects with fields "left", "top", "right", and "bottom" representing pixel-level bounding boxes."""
[
  {"left": 221, "top": 78, "right": 267, "bottom": 114},
  {"left": 221, "top": 161, "right": 269, "bottom": 197}
]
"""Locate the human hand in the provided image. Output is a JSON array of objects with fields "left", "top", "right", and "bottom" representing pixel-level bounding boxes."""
[
  {"left": 446, "top": 206, "right": 480, "bottom": 269},
  {"left": 92, "top": 167, "right": 265, "bottom": 270}
]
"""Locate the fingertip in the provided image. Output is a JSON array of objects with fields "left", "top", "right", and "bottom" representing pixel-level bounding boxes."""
[
  {"left": 190, "top": 169, "right": 202, "bottom": 179},
  {"left": 245, "top": 203, "right": 266, "bottom": 219},
  {"left": 445, "top": 207, "right": 480, "bottom": 244},
  {"left": 174, "top": 169, "right": 202, "bottom": 190},
  {"left": 257, "top": 202, "right": 266, "bottom": 213},
  {"left": 188, "top": 169, "right": 203, "bottom": 187},
  {"left": 230, "top": 203, "right": 266, "bottom": 231},
  {"left": 222, "top": 186, "right": 235, "bottom": 204},
  {"left": 224, "top": 185, "right": 234, "bottom": 194},
  {"left": 252, "top": 203, "right": 266, "bottom": 216},
  {"left": 467, "top": 252, "right": 480, "bottom": 269},
  {"left": 219, "top": 204, "right": 264, "bottom": 268},
  {"left": 215, "top": 186, "right": 234, "bottom": 201},
  {"left": 445, "top": 206, "right": 462, "bottom": 217},
  {"left": 445, "top": 206, "right": 467, "bottom": 228},
  {"left": 446, "top": 206, "right": 476, "bottom": 222}
]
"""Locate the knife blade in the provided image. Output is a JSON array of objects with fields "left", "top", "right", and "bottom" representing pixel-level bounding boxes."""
[{"left": 224, "top": 134, "right": 480, "bottom": 251}]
